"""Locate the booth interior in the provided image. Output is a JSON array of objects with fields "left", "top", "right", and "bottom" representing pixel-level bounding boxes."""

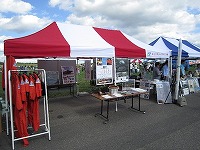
[{"left": 88, "top": 57, "right": 200, "bottom": 104}]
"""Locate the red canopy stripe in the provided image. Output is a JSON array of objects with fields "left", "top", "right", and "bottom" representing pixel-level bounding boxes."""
[
  {"left": 4, "top": 22, "right": 70, "bottom": 58},
  {"left": 93, "top": 27, "right": 146, "bottom": 58},
  {"left": 131, "top": 59, "right": 142, "bottom": 63}
]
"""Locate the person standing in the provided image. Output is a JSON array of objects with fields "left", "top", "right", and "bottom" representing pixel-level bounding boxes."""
[
  {"left": 195, "top": 64, "right": 200, "bottom": 77},
  {"left": 162, "top": 60, "right": 169, "bottom": 80},
  {"left": 134, "top": 63, "right": 138, "bottom": 73},
  {"left": 180, "top": 60, "right": 186, "bottom": 78},
  {"left": 153, "top": 62, "right": 161, "bottom": 80}
]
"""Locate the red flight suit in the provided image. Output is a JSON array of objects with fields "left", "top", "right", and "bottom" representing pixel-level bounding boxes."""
[
  {"left": 27, "top": 74, "right": 40, "bottom": 132},
  {"left": 32, "top": 73, "right": 42, "bottom": 131},
  {"left": 12, "top": 73, "right": 29, "bottom": 146},
  {"left": 2, "top": 56, "right": 17, "bottom": 101}
]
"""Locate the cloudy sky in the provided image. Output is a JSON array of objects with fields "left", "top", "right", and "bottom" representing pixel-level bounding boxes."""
[{"left": 0, "top": 0, "right": 200, "bottom": 62}]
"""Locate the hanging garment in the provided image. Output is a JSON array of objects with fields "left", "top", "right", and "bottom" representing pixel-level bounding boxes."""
[
  {"left": 22, "top": 73, "right": 30, "bottom": 93},
  {"left": 29, "top": 75, "right": 36, "bottom": 100},
  {"left": 27, "top": 75, "right": 35, "bottom": 129},
  {"left": 32, "top": 73, "right": 42, "bottom": 131},
  {"left": 19, "top": 75, "right": 26, "bottom": 102},
  {"left": 2, "top": 56, "right": 17, "bottom": 89},
  {"left": 27, "top": 74, "right": 40, "bottom": 132},
  {"left": 19, "top": 75, "right": 28, "bottom": 131},
  {"left": 12, "top": 73, "right": 29, "bottom": 146},
  {"left": 33, "top": 73, "right": 42, "bottom": 98},
  {"left": 32, "top": 97, "right": 40, "bottom": 132},
  {"left": 2, "top": 56, "right": 18, "bottom": 102}
]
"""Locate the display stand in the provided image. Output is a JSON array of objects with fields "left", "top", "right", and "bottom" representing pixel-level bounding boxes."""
[
  {"left": 180, "top": 80, "right": 190, "bottom": 96},
  {"left": 139, "top": 79, "right": 151, "bottom": 99},
  {"left": 8, "top": 69, "right": 51, "bottom": 150},
  {"left": 187, "top": 79, "right": 195, "bottom": 93},
  {"left": 155, "top": 81, "right": 172, "bottom": 104},
  {"left": 193, "top": 77, "right": 200, "bottom": 92},
  {"left": 0, "top": 102, "right": 2, "bottom": 133}
]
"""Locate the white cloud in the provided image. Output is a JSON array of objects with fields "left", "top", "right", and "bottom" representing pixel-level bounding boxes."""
[
  {"left": 0, "top": 14, "right": 52, "bottom": 62},
  {"left": 0, "top": 35, "right": 13, "bottom": 51},
  {"left": 0, "top": 54, "right": 5, "bottom": 62},
  {"left": 49, "top": 0, "right": 74, "bottom": 10},
  {"left": 0, "top": 43, "right": 3, "bottom": 52},
  {"left": 0, "top": 0, "right": 32, "bottom": 14},
  {"left": 66, "top": 14, "right": 114, "bottom": 27},
  {"left": 0, "top": 15, "right": 52, "bottom": 33},
  {"left": 55, "top": 0, "right": 200, "bottom": 45},
  {"left": 187, "top": 1, "right": 200, "bottom": 9},
  {"left": 0, "top": 36, "right": 13, "bottom": 62}
]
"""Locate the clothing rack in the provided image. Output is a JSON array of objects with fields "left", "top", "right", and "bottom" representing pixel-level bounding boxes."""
[{"left": 7, "top": 69, "right": 51, "bottom": 150}]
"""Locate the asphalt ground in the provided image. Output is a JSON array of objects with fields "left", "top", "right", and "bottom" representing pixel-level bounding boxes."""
[{"left": 0, "top": 92, "right": 200, "bottom": 150}]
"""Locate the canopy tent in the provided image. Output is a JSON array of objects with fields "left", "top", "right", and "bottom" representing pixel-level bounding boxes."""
[
  {"left": 131, "top": 59, "right": 142, "bottom": 63},
  {"left": 4, "top": 22, "right": 169, "bottom": 59},
  {"left": 149, "top": 36, "right": 200, "bottom": 58}
]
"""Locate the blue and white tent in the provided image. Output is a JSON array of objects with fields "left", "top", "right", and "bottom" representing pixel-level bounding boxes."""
[{"left": 149, "top": 37, "right": 200, "bottom": 58}]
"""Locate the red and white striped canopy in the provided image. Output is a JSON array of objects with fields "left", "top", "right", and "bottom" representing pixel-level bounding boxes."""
[
  {"left": 4, "top": 22, "right": 169, "bottom": 59},
  {"left": 131, "top": 59, "right": 142, "bottom": 63}
]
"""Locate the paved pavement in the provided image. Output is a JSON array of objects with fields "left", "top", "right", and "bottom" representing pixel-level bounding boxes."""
[{"left": 0, "top": 92, "right": 200, "bottom": 150}]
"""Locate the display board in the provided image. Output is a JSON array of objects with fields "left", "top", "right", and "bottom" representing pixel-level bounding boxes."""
[
  {"left": 139, "top": 79, "right": 151, "bottom": 99},
  {"left": 46, "top": 71, "right": 60, "bottom": 85},
  {"left": 115, "top": 58, "right": 129, "bottom": 83},
  {"left": 180, "top": 80, "right": 190, "bottom": 96},
  {"left": 155, "top": 81, "right": 172, "bottom": 104},
  {"left": 187, "top": 79, "right": 195, "bottom": 93},
  {"left": 61, "top": 66, "right": 75, "bottom": 84},
  {"left": 38, "top": 59, "right": 76, "bottom": 85},
  {"left": 96, "top": 57, "right": 113, "bottom": 85},
  {"left": 193, "top": 77, "right": 200, "bottom": 92}
]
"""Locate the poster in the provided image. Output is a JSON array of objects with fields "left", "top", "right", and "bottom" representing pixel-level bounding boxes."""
[
  {"left": 115, "top": 58, "right": 129, "bottom": 83},
  {"left": 61, "top": 66, "right": 75, "bottom": 84},
  {"left": 46, "top": 71, "right": 59, "bottom": 85},
  {"left": 96, "top": 57, "right": 113, "bottom": 85}
]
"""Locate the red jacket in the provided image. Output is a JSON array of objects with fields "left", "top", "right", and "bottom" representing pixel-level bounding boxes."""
[
  {"left": 33, "top": 73, "right": 42, "bottom": 98},
  {"left": 12, "top": 73, "right": 29, "bottom": 146},
  {"left": 29, "top": 75, "right": 36, "bottom": 100},
  {"left": 19, "top": 75, "right": 26, "bottom": 102},
  {"left": 22, "top": 74, "right": 30, "bottom": 93}
]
